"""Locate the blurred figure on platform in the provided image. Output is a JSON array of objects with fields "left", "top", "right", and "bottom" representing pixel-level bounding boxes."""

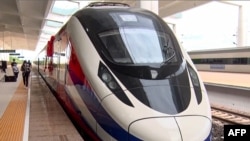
[
  {"left": 11, "top": 59, "right": 19, "bottom": 79},
  {"left": 21, "top": 60, "right": 31, "bottom": 87}
]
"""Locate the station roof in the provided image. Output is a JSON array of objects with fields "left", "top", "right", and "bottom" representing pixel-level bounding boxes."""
[{"left": 0, "top": 0, "right": 210, "bottom": 54}]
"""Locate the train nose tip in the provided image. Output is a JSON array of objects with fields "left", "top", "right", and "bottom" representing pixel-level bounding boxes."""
[
  {"left": 129, "top": 117, "right": 182, "bottom": 141},
  {"left": 175, "top": 116, "right": 212, "bottom": 141},
  {"left": 128, "top": 116, "right": 211, "bottom": 141}
]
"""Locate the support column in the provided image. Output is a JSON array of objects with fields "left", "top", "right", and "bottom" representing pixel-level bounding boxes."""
[
  {"left": 218, "top": 1, "right": 248, "bottom": 47},
  {"left": 136, "top": 0, "right": 158, "bottom": 15},
  {"left": 237, "top": 5, "right": 247, "bottom": 46}
]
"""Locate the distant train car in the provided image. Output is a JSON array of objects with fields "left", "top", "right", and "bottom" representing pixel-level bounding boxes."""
[
  {"left": 188, "top": 47, "right": 250, "bottom": 73},
  {"left": 37, "top": 2, "right": 212, "bottom": 141}
]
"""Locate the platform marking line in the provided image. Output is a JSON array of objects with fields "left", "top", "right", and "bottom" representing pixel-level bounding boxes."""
[
  {"left": 23, "top": 85, "right": 30, "bottom": 141},
  {"left": 0, "top": 82, "right": 28, "bottom": 141}
]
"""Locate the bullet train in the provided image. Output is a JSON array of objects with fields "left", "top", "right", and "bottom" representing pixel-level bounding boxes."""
[{"left": 37, "top": 2, "right": 212, "bottom": 141}]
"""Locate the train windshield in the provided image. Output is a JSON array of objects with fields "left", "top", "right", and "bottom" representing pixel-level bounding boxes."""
[{"left": 99, "top": 13, "right": 178, "bottom": 65}]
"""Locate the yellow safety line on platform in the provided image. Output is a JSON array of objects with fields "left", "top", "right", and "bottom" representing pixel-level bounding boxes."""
[{"left": 0, "top": 82, "right": 28, "bottom": 141}]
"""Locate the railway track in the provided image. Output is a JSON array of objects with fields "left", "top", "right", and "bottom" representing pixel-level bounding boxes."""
[{"left": 211, "top": 106, "right": 250, "bottom": 125}]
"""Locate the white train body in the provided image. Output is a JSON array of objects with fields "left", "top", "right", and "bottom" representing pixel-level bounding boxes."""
[{"left": 38, "top": 2, "right": 212, "bottom": 141}]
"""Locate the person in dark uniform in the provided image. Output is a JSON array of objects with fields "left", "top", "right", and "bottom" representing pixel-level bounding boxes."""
[
  {"left": 21, "top": 60, "right": 31, "bottom": 87},
  {"left": 2, "top": 60, "right": 7, "bottom": 73}
]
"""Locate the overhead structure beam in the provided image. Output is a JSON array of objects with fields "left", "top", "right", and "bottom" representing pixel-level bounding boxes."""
[
  {"left": 4, "top": 0, "right": 248, "bottom": 53},
  {"left": 135, "top": 0, "right": 158, "bottom": 14},
  {"left": 159, "top": 1, "right": 210, "bottom": 17}
]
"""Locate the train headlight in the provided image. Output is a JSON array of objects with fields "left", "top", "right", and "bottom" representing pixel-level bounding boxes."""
[
  {"left": 187, "top": 63, "right": 202, "bottom": 104},
  {"left": 108, "top": 81, "right": 118, "bottom": 90},
  {"left": 98, "top": 62, "right": 121, "bottom": 92},
  {"left": 101, "top": 73, "right": 112, "bottom": 83},
  {"left": 98, "top": 62, "right": 134, "bottom": 107},
  {"left": 188, "top": 67, "right": 199, "bottom": 87},
  {"left": 101, "top": 72, "right": 117, "bottom": 90}
]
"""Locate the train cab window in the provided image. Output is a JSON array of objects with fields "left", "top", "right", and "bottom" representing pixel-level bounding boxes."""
[
  {"left": 77, "top": 8, "right": 181, "bottom": 66},
  {"left": 97, "top": 12, "right": 179, "bottom": 65},
  {"left": 99, "top": 29, "right": 177, "bottom": 65},
  {"left": 102, "top": 32, "right": 132, "bottom": 63}
]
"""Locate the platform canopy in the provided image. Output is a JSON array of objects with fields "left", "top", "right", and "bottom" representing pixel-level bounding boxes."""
[{"left": 0, "top": 0, "right": 211, "bottom": 53}]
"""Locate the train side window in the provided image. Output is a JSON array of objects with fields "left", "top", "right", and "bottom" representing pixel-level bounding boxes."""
[{"left": 192, "top": 57, "right": 250, "bottom": 64}]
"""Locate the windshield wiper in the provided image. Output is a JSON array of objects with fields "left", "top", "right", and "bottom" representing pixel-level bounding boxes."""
[{"left": 161, "top": 46, "right": 176, "bottom": 65}]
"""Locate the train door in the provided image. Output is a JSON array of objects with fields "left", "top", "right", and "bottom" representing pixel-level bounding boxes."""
[
  {"left": 55, "top": 32, "right": 68, "bottom": 87},
  {"left": 54, "top": 40, "right": 60, "bottom": 82},
  {"left": 65, "top": 41, "right": 71, "bottom": 85},
  {"left": 44, "top": 36, "right": 58, "bottom": 89}
]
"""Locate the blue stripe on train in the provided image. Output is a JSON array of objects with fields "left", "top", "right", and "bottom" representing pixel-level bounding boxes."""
[{"left": 72, "top": 82, "right": 141, "bottom": 141}]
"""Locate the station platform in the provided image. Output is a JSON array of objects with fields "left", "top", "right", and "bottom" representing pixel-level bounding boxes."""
[
  {"left": 0, "top": 67, "right": 83, "bottom": 141},
  {"left": 0, "top": 67, "right": 249, "bottom": 141},
  {"left": 198, "top": 71, "right": 250, "bottom": 88}
]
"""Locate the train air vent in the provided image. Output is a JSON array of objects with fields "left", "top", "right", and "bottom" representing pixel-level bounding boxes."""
[{"left": 86, "top": 2, "right": 130, "bottom": 8}]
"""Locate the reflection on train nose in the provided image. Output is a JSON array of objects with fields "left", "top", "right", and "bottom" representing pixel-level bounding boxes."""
[{"left": 129, "top": 117, "right": 182, "bottom": 141}]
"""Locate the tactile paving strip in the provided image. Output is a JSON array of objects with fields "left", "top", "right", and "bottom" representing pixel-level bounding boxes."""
[{"left": 0, "top": 82, "right": 27, "bottom": 141}]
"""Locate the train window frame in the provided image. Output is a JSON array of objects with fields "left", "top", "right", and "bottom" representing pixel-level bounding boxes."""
[{"left": 99, "top": 28, "right": 178, "bottom": 65}]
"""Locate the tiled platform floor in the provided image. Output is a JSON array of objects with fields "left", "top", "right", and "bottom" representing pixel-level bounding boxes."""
[
  {"left": 0, "top": 66, "right": 83, "bottom": 141},
  {"left": 28, "top": 71, "right": 83, "bottom": 141}
]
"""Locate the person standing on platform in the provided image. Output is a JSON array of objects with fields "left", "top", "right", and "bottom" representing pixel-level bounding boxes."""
[
  {"left": 27, "top": 60, "right": 32, "bottom": 68},
  {"left": 1, "top": 60, "right": 7, "bottom": 73},
  {"left": 0, "top": 60, "right": 2, "bottom": 72},
  {"left": 21, "top": 60, "right": 31, "bottom": 87},
  {"left": 11, "top": 59, "right": 19, "bottom": 79},
  {"left": 21, "top": 60, "right": 26, "bottom": 85}
]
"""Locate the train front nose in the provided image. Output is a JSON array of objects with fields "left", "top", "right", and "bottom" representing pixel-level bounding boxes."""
[
  {"left": 128, "top": 116, "right": 211, "bottom": 141},
  {"left": 129, "top": 117, "right": 182, "bottom": 141},
  {"left": 175, "top": 116, "right": 212, "bottom": 141}
]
